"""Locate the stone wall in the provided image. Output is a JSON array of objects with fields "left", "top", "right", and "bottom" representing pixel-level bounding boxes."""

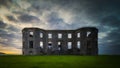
[{"left": 22, "top": 27, "right": 98, "bottom": 55}]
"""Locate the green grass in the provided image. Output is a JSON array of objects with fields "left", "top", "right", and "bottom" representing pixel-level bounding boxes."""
[{"left": 0, "top": 55, "right": 120, "bottom": 68}]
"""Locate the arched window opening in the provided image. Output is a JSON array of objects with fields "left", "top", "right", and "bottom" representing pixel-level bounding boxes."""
[{"left": 87, "top": 31, "right": 91, "bottom": 37}]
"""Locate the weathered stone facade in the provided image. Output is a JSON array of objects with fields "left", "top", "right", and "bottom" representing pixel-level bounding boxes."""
[{"left": 22, "top": 27, "right": 98, "bottom": 55}]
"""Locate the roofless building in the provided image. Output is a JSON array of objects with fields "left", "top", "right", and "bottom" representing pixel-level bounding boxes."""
[{"left": 22, "top": 27, "right": 98, "bottom": 55}]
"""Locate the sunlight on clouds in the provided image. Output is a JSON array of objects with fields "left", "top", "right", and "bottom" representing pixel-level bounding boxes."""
[
  {"left": 98, "top": 32, "right": 107, "bottom": 39},
  {"left": 0, "top": 0, "right": 101, "bottom": 55},
  {"left": 0, "top": 6, "right": 11, "bottom": 15},
  {"left": 0, "top": 37, "right": 8, "bottom": 42},
  {"left": 0, "top": 44, "right": 21, "bottom": 54},
  {"left": 12, "top": 40, "right": 22, "bottom": 49},
  {"left": 0, "top": 0, "right": 120, "bottom": 55},
  {"left": 57, "top": 8, "right": 75, "bottom": 24},
  {"left": 0, "top": 0, "right": 97, "bottom": 55},
  {"left": 106, "top": 40, "right": 112, "bottom": 43},
  {"left": 16, "top": 0, "right": 31, "bottom": 9}
]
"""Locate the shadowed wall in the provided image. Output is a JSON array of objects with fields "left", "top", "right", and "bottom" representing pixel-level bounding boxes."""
[{"left": 22, "top": 27, "right": 98, "bottom": 55}]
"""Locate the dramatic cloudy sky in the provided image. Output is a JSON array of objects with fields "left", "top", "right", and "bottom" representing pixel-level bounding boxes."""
[{"left": 0, "top": 0, "right": 120, "bottom": 55}]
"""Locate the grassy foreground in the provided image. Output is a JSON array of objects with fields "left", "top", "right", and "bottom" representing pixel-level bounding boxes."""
[{"left": 0, "top": 55, "right": 120, "bottom": 68}]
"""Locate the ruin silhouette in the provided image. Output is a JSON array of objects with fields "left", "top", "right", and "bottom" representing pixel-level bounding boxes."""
[{"left": 22, "top": 27, "right": 98, "bottom": 55}]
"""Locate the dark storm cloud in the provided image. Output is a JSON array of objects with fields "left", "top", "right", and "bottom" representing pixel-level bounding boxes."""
[
  {"left": 0, "top": 30, "right": 8, "bottom": 35},
  {"left": 98, "top": 15, "right": 120, "bottom": 54},
  {"left": 0, "top": 21, "right": 7, "bottom": 28},
  {"left": 97, "top": 15, "right": 120, "bottom": 33},
  {"left": 30, "top": 1, "right": 52, "bottom": 11},
  {"left": 0, "top": 0, "right": 12, "bottom": 6},
  {"left": 0, "top": 29, "right": 22, "bottom": 49},
  {"left": 18, "top": 14, "right": 40, "bottom": 23},
  {"left": 12, "top": 11, "right": 24, "bottom": 15},
  {"left": 104, "top": 30, "right": 120, "bottom": 44},
  {"left": 0, "top": 0, "right": 120, "bottom": 54},
  {"left": 6, "top": 15, "right": 17, "bottom": 22},
  {"left": 7, "top": 25, "right": 20, "bottom": 32},
  {"left": 46, "top": 12, "right": 76, "bottom": 29},
  {"left": 50, "top": 0, "right": 80, "bottom": 7},
  {"left": 52, "top": 0, "right": 120, "bottom": 22},
  {"left": 0, "top": 30, "right": 18, "bottom": 48},
  {"left": 82, "top": 0, "right": 120, "bottom": 21},
  {"left": 0, "top": 34, "right": 14, "bottom": 48},
  {"left": 99, "top": 44, "right": 120, "bottom": 55},
  {"left": 0, "top": 20, "right": 19, "bottom": 37},
  {"left": 101, "top": 15, "right": 120, "bottom": 27},
  {"left": 74, "top": 0, "right": 120, "bottom": 54},
  {"left": 99, "top": 14, "right": 119, "bottom": 37},
  {"left": 27, "top": 0, "right": 54, "bottom": 15},
  {"left": 0, "top": 23, "right": 9, "bottom": 38},
  {"left": 0, "top": 22, "right": 19, "bottom": 47},
  {"left": 47, "top": 12, "right": 63, "bottom": 24},
  {"left": 0, "top": 31, "right": 14, "bottom": 39}
]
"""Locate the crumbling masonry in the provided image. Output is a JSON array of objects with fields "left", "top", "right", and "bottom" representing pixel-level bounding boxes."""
[{"left": 22, "top": 27, "right": 98, "bottom": 55}]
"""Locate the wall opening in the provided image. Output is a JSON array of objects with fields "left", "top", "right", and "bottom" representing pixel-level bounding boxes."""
[
  {"left": 68, "top": 33, "right": 72, "bottom": 38},
  {"left": 87, "top": 41, "right": 92, "bottom": 55},
  {"left": 77, "top": 41, "right": 81, "bottom": 49},
  {"left": 58, "top": 42, "right": 61, "bottom": 51},
  {"left": 40, "top": 33, "right": 43, "bottom": 38},
  {"left": 48, "top": 41, "right": 52, "bottom": 49},
  {"left": 22, "top": 27, "right": 98, "bottom": 55},
  {"left": 87, "top": 31, "right": 91, "bottom": 37},
  {"left": 29, "top": 31, "right": 33, "bottom": 37},
  {"left": 48, "top": 33, "right": 52, "bottom": 38},
  {"left": 40, "top": 41, "right": 43, "bottom": 48},
  {"left": 29, "top": 41, "right": 33, "bottom": 48},
  {"left": 23, "top": 51, "right": 24, "bottom": 54},
  {"left": 67, "top": 42, "right": 72, "bottom": 49},
  {"left": 58, "top": 33, "right": 62, "bottom": 39},
  {"left": 77, "top": 33, "right": 80, "bottom": 38}
]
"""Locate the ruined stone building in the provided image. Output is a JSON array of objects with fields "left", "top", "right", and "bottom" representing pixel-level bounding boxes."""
[{"left": 22, "top": 27, "right": 98, "bottom": 55}]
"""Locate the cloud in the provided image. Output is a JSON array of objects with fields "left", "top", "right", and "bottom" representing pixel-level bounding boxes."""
[
  {"left": 14, "top": 0, "right": 31, "bottom": 9},
  {"left": 0, "top": 20, "right": 7, "bottom": 28},
  {"left": 0, "top": 20, "right": 21, "bottom": 51},
  {"left": 0, "top": 0, "right": 12, "bottom": 7},
  {"left": 0, "top": 34, "right": 22, "bottom": 50},
  {"left": 0, "top": 52, "right": 5, "bottom": 54},
  {"left": 0, "top": 37, "right": 8, "bottom": 43},
  {"left": 0, "top": 0, "right": 120, "bottom": 55},
  {"left": 46, "top": 12, "right": 63, "bottom": 24},
  {"left": 7, "top": 25, "right": 20, "bottom": 32},
  {"left": 6, "top": 15, "right": 18, "bottom": 22},
  {"left": 18, "top": 14, "right": 40, "bottom": 23},
  {"left": 101, "top": 15, "right": 120, "bottom": 27},
  {"left": 0, "top": 45, "right": 21, "bottom": 54}
]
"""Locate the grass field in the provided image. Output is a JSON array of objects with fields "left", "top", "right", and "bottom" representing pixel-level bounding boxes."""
[{"left": 0, "top": 55, "right": 120, "bottom": 68}]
